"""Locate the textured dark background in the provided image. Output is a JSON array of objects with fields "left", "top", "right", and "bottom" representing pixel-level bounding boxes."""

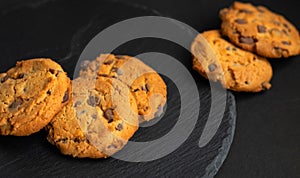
[{"left": 0, "top": 0, "right": 299, "bottom": 177}]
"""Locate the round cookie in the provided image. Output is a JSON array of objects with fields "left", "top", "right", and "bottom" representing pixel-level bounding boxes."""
[
  {"left": 0, "top": 58, "right": 71, "bottom": 136},
  {"left": 79, "top": 54, "right": 167, "bottom": 122},
  {"left": 46, "top": 77, "right": 139, "bottom": 158},
  {"left": 191, "top": 30, "right": 273, "bottom": 92},
  {"left": 220, "top": 1, "right": 300, "bottom": 58}
]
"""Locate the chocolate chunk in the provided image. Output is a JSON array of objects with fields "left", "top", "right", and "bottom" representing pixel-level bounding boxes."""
[
  {"left": 9, "top": 97, "right": 23, "bottom": 109},
  {"left": 257, "top": 25, "right": 266, "bottom": 33},
  {"left": 49, "top": 69, "right": 55, "bottom": 74},
  {"left": 282, "top": 41, "right": 291, "bottom": 45},
  {"left": 195, "top": 41, "right": 207, "bottom": 57},
  {"left": 74, "top": 101, "right": 82, "bottom": 107},
  {"left": 87, "top": 96, "right": 100, "bottom": 107},
  {"left": 17, "top": 73, "right": 24, "bottom": 79},
  {"left": 104, "top": 109, "right": 114, "bottom": 123},
  {"left": 62, "top": 90, "right": 69, "bottom": 103},
  {"left": 115, "top": 123, "right": 123, "bottom": 131},
  {"left": 103, "top": 59, "right": 114, "bottom": 65},
  {"left": 208, "top": 64, "right": 217, "bottom": 72},
  {"left": 235, "top": 19, "right": 247, "bottom": 24},
  {"left": 239, "top": 37, "right": 255, "bottom": 44},
  {"left": 1, "top": 75, "right": 9, "bottom": 83},
  {"left": 239, "top": 8, "right": 252, "bottom": 13},
  {"left": 107, "top": 144, "right": 117, "bottom": 149}
]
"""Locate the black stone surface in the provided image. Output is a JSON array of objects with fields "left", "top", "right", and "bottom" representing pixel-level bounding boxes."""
[{"left": 0, "top": 0, "right": 237, "bottom": 177}]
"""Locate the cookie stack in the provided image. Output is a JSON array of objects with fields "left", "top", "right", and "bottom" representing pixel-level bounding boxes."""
[
  {"left": 191, "top": 1, "right": 300, "bottom": 92},
  {"left": 0, "top": 54, "right": 167, "bottom": 159}
]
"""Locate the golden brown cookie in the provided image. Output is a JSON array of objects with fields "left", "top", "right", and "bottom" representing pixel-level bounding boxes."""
[
  {"left": 191, "top": 30, "right": 273, "bottom": 92},
  {"left": 46, "top": 77, "right": 139, "bottom": 158},
  {"left": 0, "top": 58, "right": 71, "bottom": 136},
  {"left": 220, "top": 1, "right": 300, "bottom": 58},
  {"left": 79, "top": 54, "right": 167, "bottom": 121}
]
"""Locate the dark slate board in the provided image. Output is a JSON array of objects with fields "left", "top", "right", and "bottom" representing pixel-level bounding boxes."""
[{"left": 0, "top": 0, "right": 236, "bottom": 177}]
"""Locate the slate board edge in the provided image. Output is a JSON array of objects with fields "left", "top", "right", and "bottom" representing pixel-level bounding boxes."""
[{"left": 203, "top": 92, "right": 236, "bottom": 178}]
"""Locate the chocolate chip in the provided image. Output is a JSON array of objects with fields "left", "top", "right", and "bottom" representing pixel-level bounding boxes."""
[
  {"left": 115, "top": 123, "right": 123, "bottom": 131},
  {"left": 154, "top": 105, "right": 163, "bottom": 118},
  {"left": 282, "top": 41, "right": 291, "bottom": 45},
  {"left": 112, "top": 68, "right": 123, "bottom": 75},
  {"left": 9, "top": 97, "right": 23, "bottom": 109},
  {"left": 74, "top": 138, "right": 80, "bottom": 143},
  {"left": 282, "top": 29, "right": 289, "bottom": 35},
  {"left": 272, "top": 20, "right": 281, "bottom": 26},
  {"left": 87, "top": 96, "right": 100, "bottom": 107},
  {"left": 257, "top": 7, "right": 264, "bottom": 13},
  {"left": 1, "top": 75, "right": 8, "bottom": 83},
  {"left": 208, "top": 64, "right": 217, "bottom": 72},
  {"left": 49, "top": 69, "right": 55, "bottom": 74},
  {"left": 47, "top": 90, "right": 51, "bottom": 95},
  {"left": 115, "top": 55, "right": 126, "bottom": 60},
  {"left": 116, "top": 69, "right": 123, "bottom": 75},
  {"left": 283, "top": 23, "right": 289, "bottom": 29},
  {"left": 239, "top": 37, "right": 255, "bottom": 44},
  {"left": 107, "top": 144, "right": 117, "bottom": 149},
  {"left": 104, "top": 109, "right": 114, "bottom": 123},
  {"left": 17, "top": 73, "right": 24, "bottom": 79},
  {"left": 74, "top": 101, "right": 82, "bottom": 107},
  {"left": 145, "top": 83, "right": 150, "bottom": 92},
  {"left": 257, "top": 25, "right": 266, "bottom": 33},
  {"left": 219, "top": 9, "right": 228, "bottom": 16},
  {"left": 55, "top": 70, "right": 62, "bottom": 77},
  {"left": 103, "top": 59, "right": 114, "bottom": 65},
  {"left": 235, "top": 19, "right": 247, "bottom": 24},
  {"left": 62, "top": 90, "right": 69, "bottom": 103},
  {"left": 239, "top": 8, "right": 252, "bottom": 13},
  {"left": 99, "top": 74, "right": 109, "bottom": 77},
  {"left": 80, "top": 60, "right": 90, "bottom": 70}
]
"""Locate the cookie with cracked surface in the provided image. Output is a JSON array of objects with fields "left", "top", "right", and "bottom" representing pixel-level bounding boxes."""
[
  {"left": 191, "top": 30, "right": 272, "bottom": 92},
  {"left": 79, "top": 54, "right": 167, "bottom": 122},
  {"left": 46, "top": 77, "right": 139, "bottom": 158},
  {"left": 0, "top": 58, "right": 71, "bottom": 136},
  {"left": 220, "top": 1, "right": 300, "bottom": 58}
]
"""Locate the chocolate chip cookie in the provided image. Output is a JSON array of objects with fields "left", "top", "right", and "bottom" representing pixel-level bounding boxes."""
[
  {"left": 220, "top": 1, "right": 300, "bottom": 58},
  {"left": 0, "top": 58, "right": 71, "bottom": 136},
  {"left": 79, "top": 54, "right": 167, "bottom": 122},
  {"left": 191, "top": 30, "right": 273, "bottom": 92},
  {"left": 46, "top": 77, "right": 139, "bottom": 158}
]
